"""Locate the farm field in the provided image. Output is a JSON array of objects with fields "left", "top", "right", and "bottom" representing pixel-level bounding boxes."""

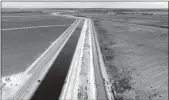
[
  {"left": 2, "top": 12, "right": 75, "bottom": 76},
  {"left": 91, "top": 10, "right": 168, "bottom": 100}
]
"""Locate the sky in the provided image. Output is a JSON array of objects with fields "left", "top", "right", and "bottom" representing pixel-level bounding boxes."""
[{"left": 2, "top": 2, "right": 168, "bottom": 8}]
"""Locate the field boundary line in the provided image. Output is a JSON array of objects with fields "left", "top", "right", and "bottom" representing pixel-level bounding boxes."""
[
  {"left": 2, "top": 17, "right": 66, "bottom": 22},
  {"left": 2, "top": 24, "right": 71, "bottom": 31}
]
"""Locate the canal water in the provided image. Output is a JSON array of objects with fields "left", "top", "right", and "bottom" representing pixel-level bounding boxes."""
[{"left": 30, "top": 19, "right": 84, "bottom": 100}]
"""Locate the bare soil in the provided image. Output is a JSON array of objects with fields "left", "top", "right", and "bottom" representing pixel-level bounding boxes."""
[{"left": 93, "top": 12, "right": 168, "bottom": 100}]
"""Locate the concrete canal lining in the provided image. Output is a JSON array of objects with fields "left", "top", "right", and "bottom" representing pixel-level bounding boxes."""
[{"left": 30, "top": 20, "right": 84, "bottom": 100}]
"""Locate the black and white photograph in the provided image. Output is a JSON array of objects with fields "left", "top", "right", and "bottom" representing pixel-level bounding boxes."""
[{"left": 1, "top": 1, "right": 168, "bottom": 100}]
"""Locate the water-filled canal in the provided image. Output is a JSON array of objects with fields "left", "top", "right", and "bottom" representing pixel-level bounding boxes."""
[{"left": 30, "top": 19, "right": 84, "bottom": 100}]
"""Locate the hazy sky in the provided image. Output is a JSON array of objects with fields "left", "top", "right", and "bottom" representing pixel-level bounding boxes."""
[{"left": 2, "top": 2, "right": 168, "bottom": 8}]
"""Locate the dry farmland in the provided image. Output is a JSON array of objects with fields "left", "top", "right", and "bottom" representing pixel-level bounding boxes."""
[{"left": 92, "top": 10, "right": 168, "bottom": 100}]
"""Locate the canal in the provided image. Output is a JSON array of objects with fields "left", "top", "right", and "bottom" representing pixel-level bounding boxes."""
[{"left": 30, "top": 19, "right": 84, "bottom": 100}]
